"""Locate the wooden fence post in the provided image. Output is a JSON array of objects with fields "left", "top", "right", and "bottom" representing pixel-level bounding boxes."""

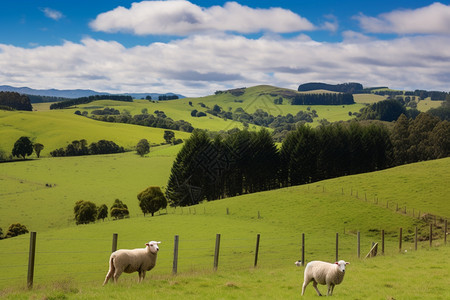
[
  {"left": 301, "top": 233, "right": 305, "bottom": 267},
  {"left": 357, "top": 231, "right": 360, "bottom": 258},
  {"left": 335, "top": 233, "right": 339, "bottom": 262},
  {"left": 112, "top": 233, "right": 118, "bottom": 253},
  {"left": 381, "top": 230, "right": 385, "bottom": 255},
  {"left": 415, "top": 226, "right": 418, "bottom": 251},
  {"left": 429, "top": 224, "right": 433, "bottom": 247},
  {"left": 399, "top": 228, "right": 402, "bottom": 252},
  {"left": 214, "top": 234, "right": 221, "bottom": 271},
  {"left": 27, "top": 232, "right": 37, "bottom": 290},
  {"left": 172, "top": 235, "right": 179, "bottom": 275},
  {"left": 254, "top": 234, "right": 260, "bottom": 267}
]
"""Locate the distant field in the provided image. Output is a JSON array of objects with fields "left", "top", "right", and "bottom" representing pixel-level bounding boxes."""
[
  {"left": 0, "top": 109, "right": 190, "bottom": 157},
  {"left": 417, "top": 98, "right": 443, "bottom": 111}
]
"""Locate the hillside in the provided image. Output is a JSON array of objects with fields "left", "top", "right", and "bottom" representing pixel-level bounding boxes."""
[
  {"left": 0, "top": 109, "right": 190, "bottom": 156},
  {"left": 0, "top": 156, "right": 449, "bottom": 297}
]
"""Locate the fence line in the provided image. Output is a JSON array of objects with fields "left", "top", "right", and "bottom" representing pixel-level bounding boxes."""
[{"left": 3, "top": 224, "right": 444, "bottom": 289}]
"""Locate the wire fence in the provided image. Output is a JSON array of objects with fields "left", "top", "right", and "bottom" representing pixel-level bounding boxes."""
[{"left": 0, "top": 221, "right": 447, "bottom": 290}]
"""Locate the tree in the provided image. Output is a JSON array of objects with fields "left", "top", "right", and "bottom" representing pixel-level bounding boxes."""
[
  {"left": 97, "top": 204, "right": 108, "bottom": 221},
  {"left": 33, "top": 143, "right": 44, "bottom": 158},
  {"left": 136, "top": 139, "right": 150, "bottom": 156},
  {"left": 164, "top": 130, "right": 175, "bottom": 144},
  {"left": 12, "top": 136, "right": 33, "bottom": 159},
  {"left": 74, "top": 200, "right": 97, "bottom": 225},
  {"left": 110, "top": 199, "right": 129, "bottom": 219},
  {"left": 137, "top": 186, "right": 168, "bottom": 216},
  {"left": 5, "top": 223, "right": 29, "bottom": 238}
]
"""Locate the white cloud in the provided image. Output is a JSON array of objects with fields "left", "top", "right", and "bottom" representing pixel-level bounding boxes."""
[
  {"left": 90, "top": 0, "right": 316, "bottom": 35},
  {"left": 1, "top": 34, "right": 450, "bottom": 97},
  {"left": 41, "top": 8, "right": 64, "bottom": 21},
  {"left": 355, "top": 2, "right": 450, "bottom": 34}
]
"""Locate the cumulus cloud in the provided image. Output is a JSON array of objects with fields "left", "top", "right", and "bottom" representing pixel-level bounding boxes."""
[
  {"left": 355, "top": 2, "right": 450, "bottom": 34},
  {"left": 90, "top": 0, "right": 316, "bottom": 35},
  {"left": 1, "top": 33, "right": 450, "bottom": 96},
  {"left": 41, "top": 8, "right": 64, "bottom": 21}
]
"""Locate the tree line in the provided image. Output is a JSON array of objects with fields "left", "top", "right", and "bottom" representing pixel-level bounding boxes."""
[
  {"left": 0, "top": 91, "right": 32, "bottom": 111},
  {"left": 298, "top": 82, "right": 363, "bottom": 93},
  {"left": 50, "top": 95, "right": 132, "bottom": 109},
  {"left": 86, "top": 109, "right": 194, "bottom": 132},
  {"left": 291, "top": 93, "right": 355, "bottom": 105},
  {"left": 166, "top": 113, "right": 449, "bottom": 206},
  {"left": 50, "top": 139, "right": 124, "bottom": 157}
]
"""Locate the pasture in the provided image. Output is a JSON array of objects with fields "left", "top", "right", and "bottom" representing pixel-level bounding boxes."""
[
  {"left": 0, "top": 109, "right": 191, "bottom": 157},
  {"left": 0, "top": 89, "right": 448, "bottom": 299},
  {"left": 1, "top": 154, "right": 449, "bottom": 298}
]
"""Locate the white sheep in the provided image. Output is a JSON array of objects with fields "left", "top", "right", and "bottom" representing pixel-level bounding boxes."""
[
  {"left": 295, "top": 260, "right": 349, "bottom": 296},
  {"left": 103, "top": 241, "right": 161, "bottom": 285}
]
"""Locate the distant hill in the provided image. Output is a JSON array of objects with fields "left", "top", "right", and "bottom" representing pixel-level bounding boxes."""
[
  {"left": 298, "top": 82, "right": 364, "bottom": 93},
  {"left": 0, "top": 85, "right": 184, "bottom": 101}
]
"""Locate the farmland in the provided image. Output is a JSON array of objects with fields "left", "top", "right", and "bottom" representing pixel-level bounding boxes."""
[{"left": 0, "top": 87, "right": 449, "bottom": 299}]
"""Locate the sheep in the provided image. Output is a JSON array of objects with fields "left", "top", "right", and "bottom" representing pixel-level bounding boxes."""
[
  {"left": 103, "top": 241, "right": 161, "bottom": 285},
  {"left": 295, "top": 259, "right": 349, "bottom": 296}
]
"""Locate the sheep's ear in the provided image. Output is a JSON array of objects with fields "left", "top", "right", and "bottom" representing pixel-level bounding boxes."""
[
  {"left": 145, "top": 243, "right": 150, "bottom": 247},
  {"left": 156, "top": 241, "right": 161, "bottom": 244},
  {"left": 335, "top": 262, "right": 339, "bottom": 265},
  {"left": 346, "top": 262, "right": 350, "bottom": 265}
]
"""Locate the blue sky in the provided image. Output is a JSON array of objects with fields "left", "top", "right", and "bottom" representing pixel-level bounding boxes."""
[{"left": 0, "top": 0, "right": 449, "bottom": 96}]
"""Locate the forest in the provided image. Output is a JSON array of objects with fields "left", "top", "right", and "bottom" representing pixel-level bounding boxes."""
[{"left": 166, "top": 112, "right": 449, "bottom": 206}]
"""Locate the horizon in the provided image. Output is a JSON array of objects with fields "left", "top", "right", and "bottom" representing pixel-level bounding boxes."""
[{"left": 1, "top": 0, "right": 449, "bottom": 97}]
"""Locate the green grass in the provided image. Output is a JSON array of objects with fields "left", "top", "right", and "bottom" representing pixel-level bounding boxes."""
[
  {"left": 1, "top": 156, "right": 449, "bottom": 297},
  {"left": 0, "top": 109, "right": 191, "bottom": 157},
  {"left": 1, "top": 246, "right": 449, "bottom": 299},
  {"left": 0, "top": 145, "right": 183, "bottom": 231}
]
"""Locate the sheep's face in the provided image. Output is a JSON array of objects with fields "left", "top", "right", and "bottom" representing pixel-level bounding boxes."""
[
  {"left": 146, "top": 241, "right": 161, "bottom": 254},
  {"left": 335, "top": 260, "right": 349, "bottom": 273}
]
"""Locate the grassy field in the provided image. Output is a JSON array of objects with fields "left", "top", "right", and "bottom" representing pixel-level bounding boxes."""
[
  {"left": 1, "top": 155, "right": 449, "bottom": 297},
  {"left": 0, "top": 87, "right": 448, "bottom": 299},
  {"left": 0, "top": 109, "right": 191, "bottom": 157}
]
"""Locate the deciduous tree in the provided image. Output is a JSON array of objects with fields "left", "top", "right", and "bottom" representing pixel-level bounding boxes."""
[{"left": 137, "top": 186, "right": 167, "bottom": 216}]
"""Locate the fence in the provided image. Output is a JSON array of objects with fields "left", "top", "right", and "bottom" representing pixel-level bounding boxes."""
[{"left": 2, "top": 220, "right": 446, "bottom": 290}]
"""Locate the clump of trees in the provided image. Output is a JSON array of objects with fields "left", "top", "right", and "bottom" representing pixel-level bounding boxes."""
[
  {"left": 110, "top": 199, "right": 129, "bottom": 219},
  {"left": 74, "top": 200, "right": 98, "bottom": 225},
  {"left": 50, "top": 139, "right": 124, "bottom": 157},
  {"left": 137, "top": 186, "right": 167, "bottom": 216},
  {"left": 0, "top": 223, "right": 29, "bottom": 239},
  {"left": 12, "top": 136, "right": 34, "bottom": 159},
  {"left": 73, "top": 199, "right": 130, "bottom": 224},
  {"left": 0, "top": 92, "right": 32, "bottom": 111},
  {"left": 358, "top": 99, "right": 419, "bottom": 122}
]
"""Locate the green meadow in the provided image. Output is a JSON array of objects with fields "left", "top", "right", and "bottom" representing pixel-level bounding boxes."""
[
  {"left": 1, "top": 152, "right": 449, "bottom": 298},
  {"left": 0, "top": 88, "right": 449, "bottom": 299}
]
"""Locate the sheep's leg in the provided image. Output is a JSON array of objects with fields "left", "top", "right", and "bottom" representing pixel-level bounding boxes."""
[
  {"left": 113, "top": 269, "right": 123, "bottom": 283},
  {"left": 328, "top": 284, "right": 335, "bottom": 296},
  {"left": 312, "top": 281, "right": 322, "bottom": 296},
  {"left": 301, "top": 278, "right": 310, "bottom": 295},
  {"left": 138, "top": 271, "right": 146, "bottom": 283}
]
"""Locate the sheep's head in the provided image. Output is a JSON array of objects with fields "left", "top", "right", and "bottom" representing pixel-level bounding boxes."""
[
  {"left": 146, "top": 241, "right": 161, "bottom": 254},
  {"left": 335, "top": 260, "right": 350, "bottom": 273}
]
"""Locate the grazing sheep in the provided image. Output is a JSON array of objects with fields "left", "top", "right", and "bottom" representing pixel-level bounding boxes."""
[
  {"left": 295, "top": 260, "right": 349, "bottom": 296},
  {"left": 103, "top": 241, "right": 161, "bottom": 285}
]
